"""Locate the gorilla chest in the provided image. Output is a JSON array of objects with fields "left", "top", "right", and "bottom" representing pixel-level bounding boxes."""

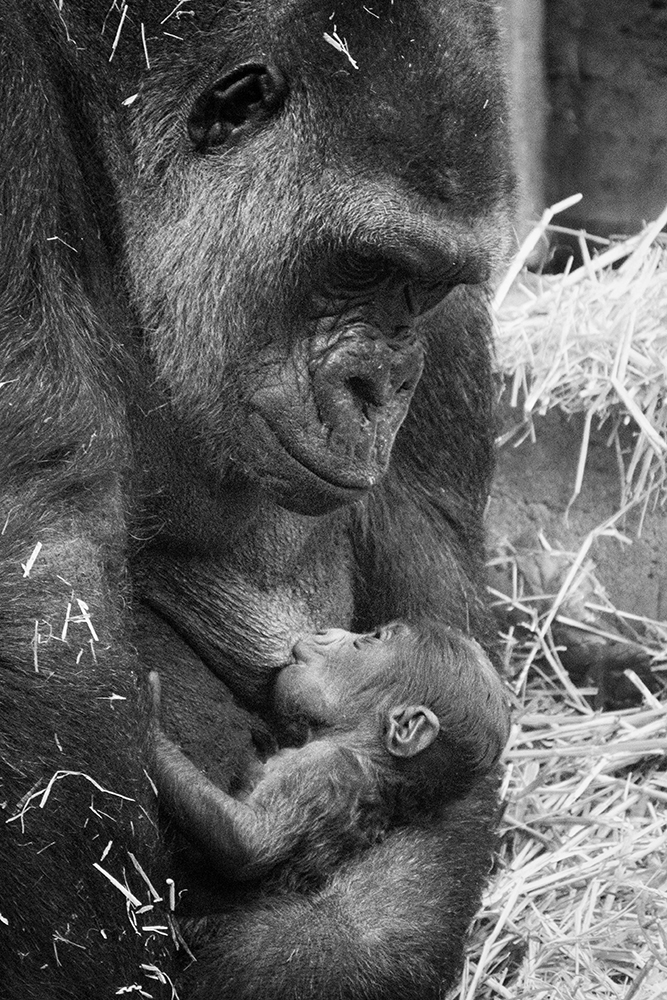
[{"left": 135, "top": 508, "right": 355, "bottom": 707}]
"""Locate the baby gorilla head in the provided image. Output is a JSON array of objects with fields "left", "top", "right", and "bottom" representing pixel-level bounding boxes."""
[{"left": 272, "top": 619, "right": 510, "bottom": 803}]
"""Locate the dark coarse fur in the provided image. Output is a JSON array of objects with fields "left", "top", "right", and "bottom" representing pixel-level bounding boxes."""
[{"left": 0, "top": 1, "right": 513, "bottom": 998}]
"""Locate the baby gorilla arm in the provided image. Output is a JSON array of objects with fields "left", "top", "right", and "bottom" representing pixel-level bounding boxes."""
[
  {"left": 149, "top": 672, "right": 350, "bottom": 882},
  {"left": 152, "top": 726, "right": 275, "bottom": 880},
  {"left": 149, "top": 670, "right": 281, "bottom": 880}
]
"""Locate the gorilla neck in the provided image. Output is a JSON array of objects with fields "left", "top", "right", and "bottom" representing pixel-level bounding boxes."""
[
  {"left": 129, "top": 402, "right": 356, "bottom": 707},
  {"left": 131, "top": 499, "right": 356, "bottom": 710}
]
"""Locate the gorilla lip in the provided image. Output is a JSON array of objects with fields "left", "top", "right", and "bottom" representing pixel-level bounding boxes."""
[
  {"left": 272, "top": 435, "right": 373, "bottom": 496},
  {"left": 248, "top": 409, "right": 382, "bottom": 494},
  {"left": 243, "top": 332, "right": 422, "bottom": 503}
]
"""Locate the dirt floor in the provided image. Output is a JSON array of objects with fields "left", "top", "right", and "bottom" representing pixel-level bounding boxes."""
[
  {"left": 469, "top": 393, "right": 667, "bottom": 1000},
  {"left": 489, "top": 396, "right": 667, "bottom": 622}
]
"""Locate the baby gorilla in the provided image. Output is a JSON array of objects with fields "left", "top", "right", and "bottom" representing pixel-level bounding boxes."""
[{"left": 149, "top": 620, "right": 510, "bottom": 890}]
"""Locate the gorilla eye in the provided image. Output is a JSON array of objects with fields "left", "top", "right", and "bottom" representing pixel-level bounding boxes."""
[
  {"left": 338, "top": 254, "right": 392, "bottom": 291},
  {"left": 188, "top": 62, "right": 288, "bottom": 150}
]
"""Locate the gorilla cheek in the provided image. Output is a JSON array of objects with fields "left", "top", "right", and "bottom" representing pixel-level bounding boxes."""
[{"left": 238, "top": 334, "right": 424, "bottom": 513}]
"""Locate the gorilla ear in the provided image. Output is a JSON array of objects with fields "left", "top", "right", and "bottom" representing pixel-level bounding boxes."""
[
  {"left": 386, "top": 706, "right": 440, "bottom": 758},
  {"left": 188, "top": 62, "right": 288, "bottom": 149}
]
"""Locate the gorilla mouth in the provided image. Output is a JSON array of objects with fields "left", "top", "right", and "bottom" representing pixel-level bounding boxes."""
[
  {"left": 243, "top": 412, "right": 373, "bottom": 512},
  {"left": 281, "top": 438, "right": 376, "bottom": 492},
  {"left": 283, "top": 414, "right": 391, "bottom": 489}
]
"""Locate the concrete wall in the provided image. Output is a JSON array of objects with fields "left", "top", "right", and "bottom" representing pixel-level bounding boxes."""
[
  {"left": 502, "top": 0, "right": 667, "bottom": 238},
  {"left": 498, "top": 0, "right": 548, "bottom": 248}
]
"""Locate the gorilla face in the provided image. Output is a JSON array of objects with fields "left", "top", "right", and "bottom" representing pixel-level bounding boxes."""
[
  {"left": 237, "top": 323, "right": 425, "bottom": 513},
  {"left": 125, "top": 0, "right": 512, "bottom": 514}
]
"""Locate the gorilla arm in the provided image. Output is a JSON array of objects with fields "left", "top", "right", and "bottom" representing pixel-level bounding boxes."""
[{"left": 0, "top": 494, "right": 175, "bottom": 995}]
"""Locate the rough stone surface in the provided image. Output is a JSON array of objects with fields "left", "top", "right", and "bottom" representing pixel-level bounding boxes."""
[{"left": 545, "top": 0, "right": 667, "bottom": 235}]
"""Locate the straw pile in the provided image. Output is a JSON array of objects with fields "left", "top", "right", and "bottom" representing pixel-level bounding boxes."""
[
  {"left": 454, "top": 538, "right": 667, "bottom": 1000},
  {"left": 454, "top": 207, "right": 667, "bottom": 999},
  {"left": 493, "top": 198, "right": 667, "bottom": 515}
]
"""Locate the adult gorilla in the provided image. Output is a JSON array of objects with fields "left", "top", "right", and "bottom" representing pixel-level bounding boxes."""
[{"left": 0, "top": 1, "right": 512, "bottom": 997}]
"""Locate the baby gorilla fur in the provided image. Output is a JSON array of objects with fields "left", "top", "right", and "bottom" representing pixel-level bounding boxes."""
[{"left": 150, "top": 619, "right": 509, "bottom": 892}]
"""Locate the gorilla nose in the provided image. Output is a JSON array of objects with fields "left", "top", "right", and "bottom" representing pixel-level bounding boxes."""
[{"left": 313, "top": 336, "right": 424, "bottom": 426}]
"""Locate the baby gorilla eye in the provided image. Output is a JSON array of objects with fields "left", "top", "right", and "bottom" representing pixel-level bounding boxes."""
[{"left": 353, "top": 629, "right": 385, "bottom": 649}]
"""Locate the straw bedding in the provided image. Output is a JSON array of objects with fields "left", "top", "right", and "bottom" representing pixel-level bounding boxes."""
[
  {"left": 493, "top": 197, "right": 667, "bottom": 517},
  {"left": 457, "top": 546, "right": 667, "bottom": 1000},
  {"left": 455, "top": 203, "right": 667, "bottom": 999}
]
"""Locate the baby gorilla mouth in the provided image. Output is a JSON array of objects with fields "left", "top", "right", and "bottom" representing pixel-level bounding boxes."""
[{"left": 244, "top": 333, "right": 424, "bottom": 510}]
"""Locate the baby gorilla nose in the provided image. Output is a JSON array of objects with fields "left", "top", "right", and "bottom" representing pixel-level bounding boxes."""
[{"left": 311, "top": 628, "right": 352, "bottom": 643}]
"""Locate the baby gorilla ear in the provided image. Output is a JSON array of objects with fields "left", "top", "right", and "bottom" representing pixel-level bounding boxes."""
[{"left": 386, "top": 706, "right": 440, "bottom": 758}]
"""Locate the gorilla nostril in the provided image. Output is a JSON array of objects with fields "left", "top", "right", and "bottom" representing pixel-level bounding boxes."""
[
  {"left": 313, "top": 337, "right": 424, "bottom": 431},
  {"left": 397, "top": 365, "right": 421, "bottom": 393},
  {"left": 346, "top": 376, "right": 383, "bottom": 409}
]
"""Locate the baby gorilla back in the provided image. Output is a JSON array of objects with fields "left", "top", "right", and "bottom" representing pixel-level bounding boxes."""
[{"left": 245, "top": 742, "right": 395, "bottom": 891}]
